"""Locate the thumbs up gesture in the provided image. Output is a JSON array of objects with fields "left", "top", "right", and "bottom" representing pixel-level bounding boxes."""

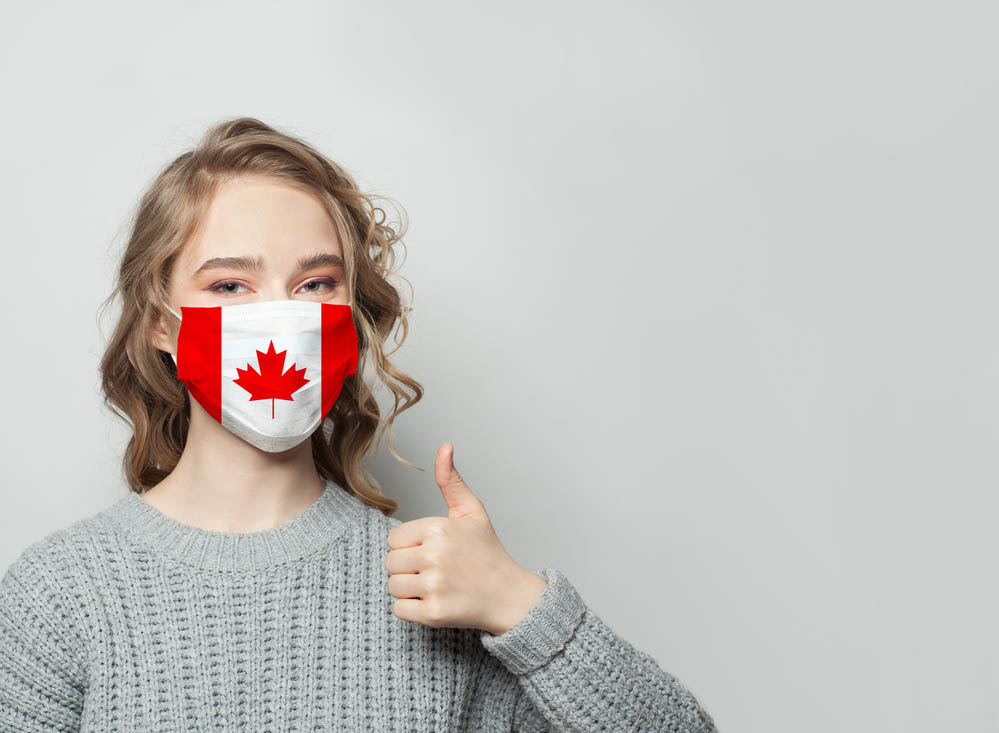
[{"left": 385, "top": 443, "right": 549, "bottom": 636}]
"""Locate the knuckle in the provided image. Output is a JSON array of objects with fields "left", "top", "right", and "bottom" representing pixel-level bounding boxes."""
[
  {"left": 424, "top": 599, "right": 444, "bottom": 626},
  {"left": 421, "top": 549, "right": 442, "bottom": 568},
  {"left": 423, "top": 571, "right": 444, "bottom": 595},
  {"left": 426, "top": 519, "right": 448, "bottom": 537}
]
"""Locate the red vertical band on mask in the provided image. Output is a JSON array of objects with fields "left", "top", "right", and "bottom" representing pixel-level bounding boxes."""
[
  {"left": 175, "top": 305, "right": 222, "bottom": 423},
  {"left": 321, "top": 303, "right": 359, "bottom": 417}
]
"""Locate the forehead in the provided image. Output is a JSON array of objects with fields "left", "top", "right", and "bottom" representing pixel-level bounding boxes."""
[{"left": 179, "top": 176, "right": 342, "bottom": 270}]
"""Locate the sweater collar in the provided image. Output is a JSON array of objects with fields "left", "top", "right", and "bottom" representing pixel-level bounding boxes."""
[{"left": 103, "top": 478, "right": 366, "bottom": 572}]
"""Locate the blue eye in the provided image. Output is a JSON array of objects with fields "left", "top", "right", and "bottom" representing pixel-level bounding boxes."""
[
  {"left": 208, "top": 281, "right": 249, "bottom": 295},
  {"left": 298, "top": 278, "right": 338, "bottom": 294}
]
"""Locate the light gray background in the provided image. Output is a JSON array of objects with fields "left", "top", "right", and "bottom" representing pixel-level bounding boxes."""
[{"left": 1, "top": 2, "right": 996, "bottom": 731}]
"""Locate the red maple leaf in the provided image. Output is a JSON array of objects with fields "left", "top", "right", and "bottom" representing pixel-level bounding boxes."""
[{"left": 233, "top": 340, "right": 310, "bottom": 419}]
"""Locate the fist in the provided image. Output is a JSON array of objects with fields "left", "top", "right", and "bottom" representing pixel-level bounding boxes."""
[{"left": 384, "top": 443, "right": 548, "bottom": 635}]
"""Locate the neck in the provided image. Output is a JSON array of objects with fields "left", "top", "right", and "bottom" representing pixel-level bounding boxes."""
[{"left": 141, "top": 399, "right": 326, "bottom": 533}]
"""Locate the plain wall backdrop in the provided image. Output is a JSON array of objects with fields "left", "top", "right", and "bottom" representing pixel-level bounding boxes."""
[{"left": 1, "top": 1, "right": 996, "bottom": 730}]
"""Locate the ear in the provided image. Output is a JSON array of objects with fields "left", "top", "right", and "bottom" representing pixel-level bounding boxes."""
[{"left": 149, "top": 306, "right": 177, "bottom": 356}]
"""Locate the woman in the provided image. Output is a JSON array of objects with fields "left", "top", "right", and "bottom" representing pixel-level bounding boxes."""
[{"left": 0, "top": 117, "right": 718, "bottom": 732}]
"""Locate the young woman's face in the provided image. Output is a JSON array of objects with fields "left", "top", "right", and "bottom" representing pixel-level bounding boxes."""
[{"left": 154, "top": 175, "right": 348, "bottom": 352}]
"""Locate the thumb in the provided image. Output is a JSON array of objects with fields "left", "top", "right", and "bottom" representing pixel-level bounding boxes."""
[{"left": 435, "top": 443, "right": 487, "bottom": 521}]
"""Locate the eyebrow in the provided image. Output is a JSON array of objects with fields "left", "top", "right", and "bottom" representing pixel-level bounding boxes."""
[{"left": 192, "top": 252, "right": 345, "bottom": 277}]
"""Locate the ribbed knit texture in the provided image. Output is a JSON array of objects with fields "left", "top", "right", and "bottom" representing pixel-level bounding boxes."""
[{"left": 0, "top": 480, "right": 717, "bottom": 732}]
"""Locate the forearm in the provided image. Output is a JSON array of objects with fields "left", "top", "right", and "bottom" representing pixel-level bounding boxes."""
[{"left": 480, "top": 567, "right": 717, "bottom": 732}]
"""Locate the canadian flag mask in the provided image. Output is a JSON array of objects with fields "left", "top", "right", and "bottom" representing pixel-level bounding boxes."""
[{"left": 165, "top": 299, "right": 359, "bottom": 453}]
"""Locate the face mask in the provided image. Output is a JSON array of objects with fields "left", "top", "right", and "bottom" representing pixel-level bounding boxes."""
[{"left": 164, "top": 299, "right": 359, "bottom": 453}]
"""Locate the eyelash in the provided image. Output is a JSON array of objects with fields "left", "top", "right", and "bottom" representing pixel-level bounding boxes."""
[{"left": 207, "top": 278, "right": 339, "bottom": 296}]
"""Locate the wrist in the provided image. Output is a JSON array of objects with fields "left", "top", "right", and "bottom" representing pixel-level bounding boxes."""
[{"left": 485, "top": 567, "right": 549, "bottom": 637}]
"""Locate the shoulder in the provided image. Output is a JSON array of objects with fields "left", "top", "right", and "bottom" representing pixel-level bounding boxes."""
[
  {"left": 2, "top": 510, "right": 104, "bottom": 583},
  {"left": 354, "top": 501, "right": 406, "bottom": 560},
  {"left": 0, "top": 525, "right": 77, "bottom": 630},
  {"left": 1, "top": 496, "right": 134, "bottom": 618},
  {"left": 353, "top": 494, "right": 406, "bottom": 536},
  {"left": 0, "top": 512, "right": 98, "bottom": 681}
]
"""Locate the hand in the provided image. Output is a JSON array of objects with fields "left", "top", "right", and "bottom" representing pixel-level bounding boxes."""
[{"left": 385, "top": 443, "right": 549, "bottom": 636}]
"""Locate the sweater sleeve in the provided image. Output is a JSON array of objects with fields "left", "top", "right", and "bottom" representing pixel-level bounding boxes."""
[
  {"left": 477, "top": 567, "right": 717, "bottom": 732},
  {"left": 0, "top": 546, "right": 86, "bottom": 733}
]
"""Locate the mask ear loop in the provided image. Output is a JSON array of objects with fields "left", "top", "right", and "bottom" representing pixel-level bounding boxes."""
[{"left": 160, "top": 303, "right": 181, "bottom": 363}]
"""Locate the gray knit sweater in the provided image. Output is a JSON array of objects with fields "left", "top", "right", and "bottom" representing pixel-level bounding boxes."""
[{"left": 0, "top": 479, "right": 717, "bottom": 732}]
